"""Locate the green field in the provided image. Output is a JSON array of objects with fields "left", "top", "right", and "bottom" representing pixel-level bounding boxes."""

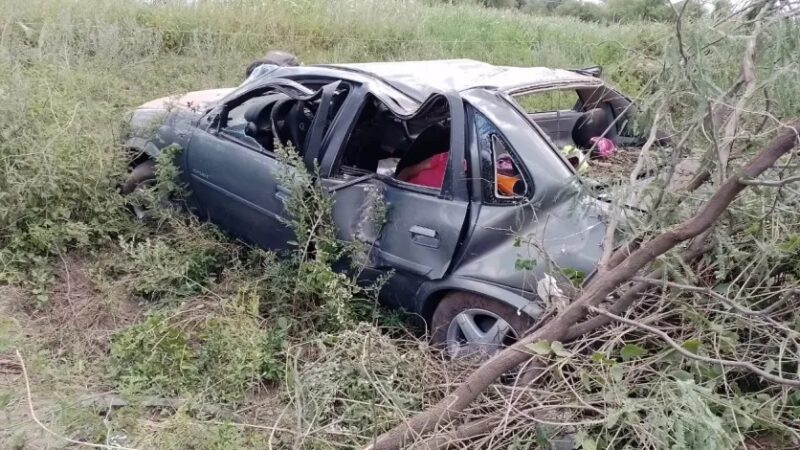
[{"left": 2, "top": 0, "right": 800, "bottom": 448}]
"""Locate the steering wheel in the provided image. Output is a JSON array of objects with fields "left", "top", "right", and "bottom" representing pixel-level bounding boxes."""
[
  {"left": 285, "top": 100, "right": 313, "bottom": 154},
  {"left": 270, "top": 99, "right": 295, "bottom": 148}
]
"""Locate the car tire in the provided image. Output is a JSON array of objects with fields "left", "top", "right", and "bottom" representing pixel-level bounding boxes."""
[
  {"left": 121, "top": 159, "right": 156, "bottom": 195},
  {"left": 121, "top": 159, "right": 156, "bottom": 219},
  {"left": 430, "top": 292, "right": 535, "bottom": 359}
]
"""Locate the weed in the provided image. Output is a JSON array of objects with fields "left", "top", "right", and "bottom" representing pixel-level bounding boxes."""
[{"left": 109, "top": 297, "right": 284, "bottom": 404}]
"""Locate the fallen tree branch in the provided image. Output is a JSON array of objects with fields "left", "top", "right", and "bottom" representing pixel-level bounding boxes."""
[
  {"left": 366, "top": 121, "right": 800, "bottom": 450},
  {"left": 586, "top": 306, "right": 800, "bottom": 387},
  {"left": 566, "top": 236, "right": 714, "bottom": 344},
  {"left": 0, "top": 358, "right": 22, "bottom": 374},
  {"left": 408, "top": 417, "right": 498, "bottom": 450}
]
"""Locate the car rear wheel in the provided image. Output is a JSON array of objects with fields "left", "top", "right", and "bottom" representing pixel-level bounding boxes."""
[
  {"left": 121, "top": 159, "right": 156, "bottom": 219},
  {"left": 431, "top": 292, "right": 534, "bottom": 359}
]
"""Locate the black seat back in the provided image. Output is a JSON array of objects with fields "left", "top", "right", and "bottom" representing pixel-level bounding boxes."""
[
  {"left": 395, "top": 124, "right": 450, "bottom": 175},
  {"left": 571, "top": 108, "right": 611, "bottom": 149}
]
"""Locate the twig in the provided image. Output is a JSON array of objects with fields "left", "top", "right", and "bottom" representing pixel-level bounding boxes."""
[
  {"left": 0, "top": 358, "right": 22, "bottom": 374},
  {"left": 632, "top": 277, "right": 797, "bottom": 316},
  {"left": 738, "top": 174, "right": 800, "bottom": 187},
  {"left": 586, "top": 307, "right": 800, "bottom": 387},
  {"left": 14, "top": 350, "right": 141, "bottom": 450}
]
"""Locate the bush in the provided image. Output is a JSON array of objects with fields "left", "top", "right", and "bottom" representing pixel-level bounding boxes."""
[{"left": 109, "top": 300, "right": 285, "bottom": 404}]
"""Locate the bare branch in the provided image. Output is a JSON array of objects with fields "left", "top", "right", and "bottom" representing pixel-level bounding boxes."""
[{"left": 633, "top": 277, "right": 798, "bottom": 316}]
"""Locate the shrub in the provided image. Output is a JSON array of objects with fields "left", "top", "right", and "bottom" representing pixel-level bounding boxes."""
[{"left": 109, "top": 300, "right": 285, "bottom": 404}]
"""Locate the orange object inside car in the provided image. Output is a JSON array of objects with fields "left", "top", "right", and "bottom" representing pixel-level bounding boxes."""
[{"left": 496, "top": 174, "right": 522, "bottom": 196}]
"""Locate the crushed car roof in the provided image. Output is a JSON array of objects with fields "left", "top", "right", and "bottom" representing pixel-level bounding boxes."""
[{"left": 321, "top": 59, "right": 601, "bottom": 99}]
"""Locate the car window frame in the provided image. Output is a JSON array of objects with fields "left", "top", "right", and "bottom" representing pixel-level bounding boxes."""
[
  {"left": 511, "top": 88, "right": 583, "bottom": 114},
  {"left": 217, "top": 93, "right": 282, "bottom": 156},
  {"left": 471, "top": 108, "right": 534, "bottom": 206}
]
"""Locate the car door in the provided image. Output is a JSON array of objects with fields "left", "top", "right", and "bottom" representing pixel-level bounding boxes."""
[
  {"left": 185, "top": 89, "right": 298, "bottom": 251},
  {"left": 319, "top": 92, "right": 469, "bottom": 302}
]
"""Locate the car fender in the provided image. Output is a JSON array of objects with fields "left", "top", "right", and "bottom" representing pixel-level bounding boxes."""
[
  {"left": 124, "top": 136, "right": 161, "bottom": 160},
  {"left": 416, "top": 276, "right": 544, "bottom": 323}
]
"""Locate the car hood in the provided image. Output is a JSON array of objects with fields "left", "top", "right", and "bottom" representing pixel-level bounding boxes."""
[{"left": 137, "top": 88, "right": 234, "bottom": 113}]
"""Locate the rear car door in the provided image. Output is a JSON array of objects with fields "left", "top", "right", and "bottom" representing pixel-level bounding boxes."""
[{"left": 320, "top": 92, "right": 469, "bottom": 303}]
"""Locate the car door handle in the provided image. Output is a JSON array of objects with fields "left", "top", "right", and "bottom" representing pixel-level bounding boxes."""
[
  {"left": 410, "top": 225, "right": 436, "bottom": 238},
  {"left": 409, "top": 226, "right": 439, "bottom": 248}
]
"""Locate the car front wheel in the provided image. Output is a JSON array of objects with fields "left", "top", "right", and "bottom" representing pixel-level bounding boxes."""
[
  {"left": 121, "top": 159, "right": 156, "bottom": 219},
  {"left": 430, "top": 292, "right": 534, "bottom": 359}
]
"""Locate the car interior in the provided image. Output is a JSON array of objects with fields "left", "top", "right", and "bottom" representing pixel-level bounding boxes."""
[
  {"left": 513, "top": 86, "right": 621, "bottom": 151},
  {"left": 336, "top": 94, "right": 454, "bottom": 191},
  {"left": 223, "top": 84, "right": 350, "bottom": 156},
  {"left": 224, "top": 86, "right": 529, "bottom": 196}
]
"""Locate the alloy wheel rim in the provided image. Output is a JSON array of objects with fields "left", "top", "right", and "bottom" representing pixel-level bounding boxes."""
[{"left": 445, "top": 308, "right": 516, "bottom": 359}]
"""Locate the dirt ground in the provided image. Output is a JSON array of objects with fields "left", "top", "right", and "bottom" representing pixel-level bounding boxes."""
[{"left": 0, "top": 258, "right": 145, "bottom": 449}]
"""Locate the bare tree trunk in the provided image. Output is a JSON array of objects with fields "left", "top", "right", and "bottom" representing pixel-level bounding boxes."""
[{"left": 365, "top": 121, "right": 800, "bottom": 450}]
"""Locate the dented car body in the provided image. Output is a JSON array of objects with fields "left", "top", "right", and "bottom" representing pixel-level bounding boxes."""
[{"left": 125, "top": 59, "right": 640, "bottom": 355}]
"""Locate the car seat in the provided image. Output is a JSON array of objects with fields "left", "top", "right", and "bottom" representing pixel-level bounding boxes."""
[
  {"left": 571, "top": 108, "right": 611, "bottom": 150},
  {"left": 394, "top": 124, "right": 450, "bottom": 176}
]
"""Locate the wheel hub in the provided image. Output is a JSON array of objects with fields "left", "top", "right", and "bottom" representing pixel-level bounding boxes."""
[{"left": 445, "top": 308, "right": 515, "bottom": 359}]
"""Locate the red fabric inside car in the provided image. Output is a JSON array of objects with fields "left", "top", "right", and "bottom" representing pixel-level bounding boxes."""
[{"left": 405, "top": 152, "right": 449, "bottom": 189}]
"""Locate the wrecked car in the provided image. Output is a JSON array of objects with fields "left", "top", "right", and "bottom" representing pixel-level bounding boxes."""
[{"left": 122, "top": 59, "right": 646, "bottom": 357}]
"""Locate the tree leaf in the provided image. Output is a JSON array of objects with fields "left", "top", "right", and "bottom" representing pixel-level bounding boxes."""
[
  {"left": 681, "top": 339, "right": 701, "bottom": 353},
  {"left": 527, "top": 340, "right": 552, "bottom": 355},
  {"left": 592, "top": 352, "right": 614, "bottom": 365},
  {"left": 610, "top": 364, "right": 624, "bottom": 383},
  {"left": 620, "top": 344, "right": 647, "bottom": 361},
  {"left": 764, "top": 359, "right": 776, "bottom": 375},
  {"left": 671, "top": 369, "right": 694, "bottom": 381},
  {"left": 514, "top": 258, "right": 536, "bottom": 271},
  {"left": 551, "top": 341, "right": 571, "bottom": 357},
  {"left": 606, "top": 408, "right": 622, "bottom": 428}
]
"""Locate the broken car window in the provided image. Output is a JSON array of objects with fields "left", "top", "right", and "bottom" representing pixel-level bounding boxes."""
[
  {"left": 337, "top": 95, "right": 452, "bottom": 192},
  {"left": 513, "top": 89, "right": 580, "bottom": 113},
  {"left": 221, "top": 85, "right": 349, "bottom": 156}
]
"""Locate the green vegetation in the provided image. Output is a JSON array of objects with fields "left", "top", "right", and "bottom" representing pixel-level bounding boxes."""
[
  {"left": 1, "top": 0, "right": 799, "bottom": 449},
  {"left": 468, "top": 0, "right": 730, "bottom": 24}
]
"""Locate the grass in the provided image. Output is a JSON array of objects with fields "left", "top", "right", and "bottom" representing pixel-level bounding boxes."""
[{"left": 2, "top": 0, "right": 800, "bottom": 448}]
